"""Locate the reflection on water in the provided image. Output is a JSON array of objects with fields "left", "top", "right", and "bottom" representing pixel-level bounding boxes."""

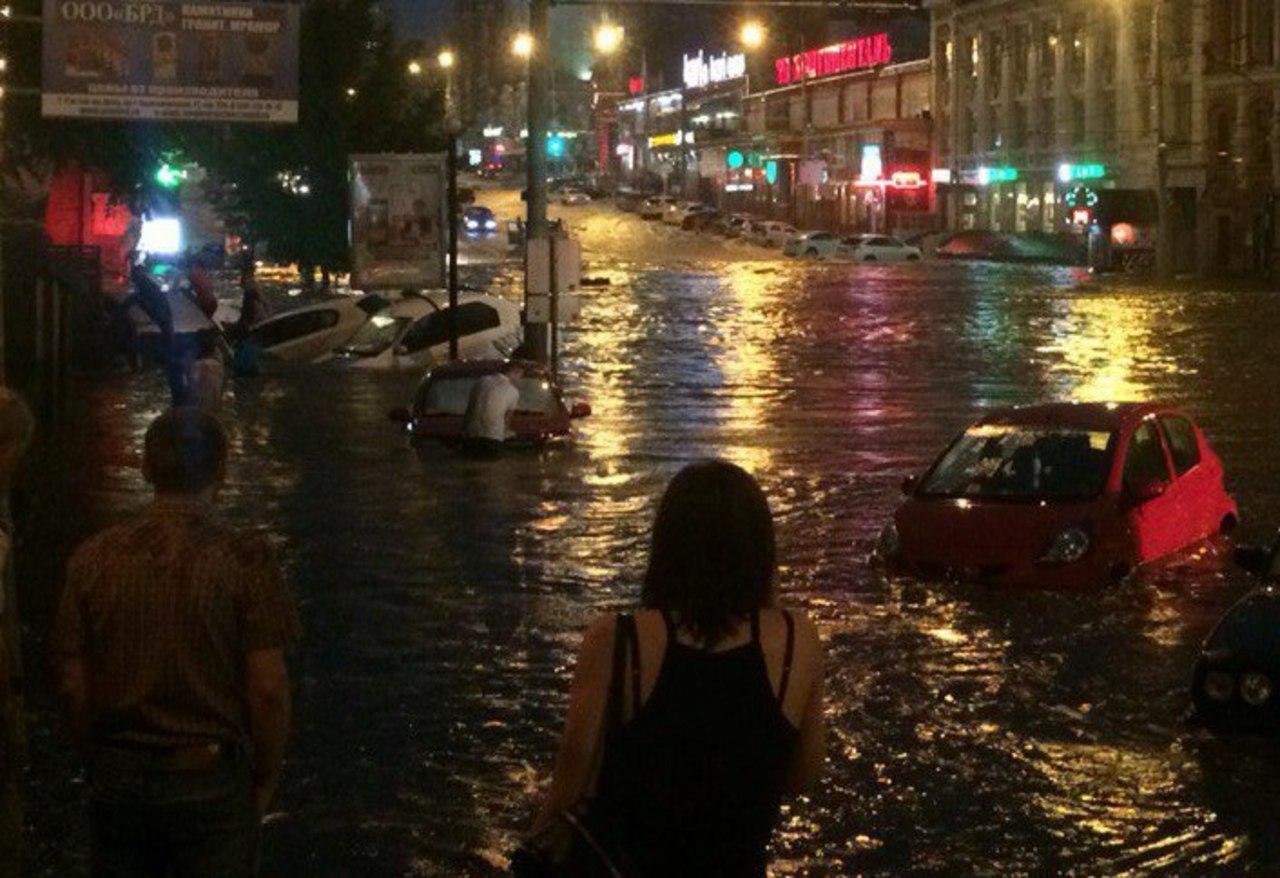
[{"left": 19, "top": 260, "right": 1280, "bottom": 876}]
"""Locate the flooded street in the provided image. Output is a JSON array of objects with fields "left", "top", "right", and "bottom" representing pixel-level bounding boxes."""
[{"left": 19, "top": 198, "right": 1280, "bottom": 876}]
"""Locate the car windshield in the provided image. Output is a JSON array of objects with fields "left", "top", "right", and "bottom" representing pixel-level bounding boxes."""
[
  {"left": 918, "top": 424, "right": 1115, "bottom": 500},
  {"left": 343, "top": 314, "right": 408, "bottom": 356},
  {"left": 421, "top": 376, "right": 559, "bottom": 415}
]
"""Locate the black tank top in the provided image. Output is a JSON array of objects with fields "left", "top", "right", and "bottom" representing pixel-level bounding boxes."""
[{"left": 592, "top": 609, "right": 800, "bottom": 877}]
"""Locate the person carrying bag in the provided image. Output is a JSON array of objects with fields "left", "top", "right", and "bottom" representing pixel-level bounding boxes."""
[{"left": 511, "top": 614, "right": 642, "bottom": 878}]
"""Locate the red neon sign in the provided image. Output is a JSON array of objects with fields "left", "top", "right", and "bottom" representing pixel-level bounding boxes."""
[
  {"left": 889, "top": 170, "right": 925, "bottom": 190},
  {"left": 775, "top": 33, "right": 892, "bottom": 84},
  {"left": 628, "top": 76, "right": 645, "bottom": 95}
]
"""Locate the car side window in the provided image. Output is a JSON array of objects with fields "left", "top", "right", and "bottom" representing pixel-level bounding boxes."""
[
  {"left": 400, "top": 303, "right": 501, "bottom": 354},
  {"left": 1159, "top": 416, "right": 1201, "bottom": 476},
  {"left": 1123, "top": 421, "right": 1172, "bottom": 489}
]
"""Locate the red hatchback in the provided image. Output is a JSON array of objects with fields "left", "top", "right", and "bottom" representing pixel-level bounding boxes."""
[
  {"left": 391, "top": 360, "right": 590, "bottom": 446},
  {"left": 880, "top": 403, "right": 1237, "bottom": 588}
]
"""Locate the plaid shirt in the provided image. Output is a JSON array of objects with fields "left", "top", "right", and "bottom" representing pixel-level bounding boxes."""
[{"left": 52, "top": 498, "right": 300, "bottom": 748}]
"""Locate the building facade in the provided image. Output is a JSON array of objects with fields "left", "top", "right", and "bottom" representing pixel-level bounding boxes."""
[{"left": 932, "top": 0, "right": 1280, "bottom": 275}]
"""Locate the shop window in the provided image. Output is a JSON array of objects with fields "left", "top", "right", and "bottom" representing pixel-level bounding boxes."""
[
  {"left": 989, "top": 33, "right": 1005, "bottom": 100},
  {"left": 1250, "top": 0, "right": 1274, "bottom": 65},
  {"left": 1040, "top": 26, "right": 1058, "bottom": 92},
  {"left": 1039, "top": 98, "right": 1055, "bottom": 149},
  {"left": 1100, "top": 91, "right": 1116, "bottom": 144},
  {"left": 1071, "top": 97, "right": 1086, "bottom": 144},
  {"left": 1172, "top": 83, "right": 1192, "bottom": 141},
  {"left": 1068, "top": 23, "right": 1086, "bottom": 80}
]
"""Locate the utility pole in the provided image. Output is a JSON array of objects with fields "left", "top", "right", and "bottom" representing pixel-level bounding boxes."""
[
  {"left": 443, "top": 54, "right": 461, "bottom": 361},
  {"left": 1153, "top": 0, "right": 1174, "bottom": 279},
  {"left": 525, "top": 0, "right": 551, "bottom": 360}
]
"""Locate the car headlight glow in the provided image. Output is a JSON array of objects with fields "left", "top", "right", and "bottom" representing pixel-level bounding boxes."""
[
  {"left": 466, "top": 220, "right": 479, "bottom": 230},
  {"left": 877, "top": 521, "right": 900, "bottom": 558},
  {"left": 1241, "top": 672, "right": 1273, "bottom": 706},
  {"left": 1203, "top": 671, "right": 1235, "bottom": 702},
  {"left": 1039, "top": 527, "right": 1090, "bottom": 564},
  {"left": 485, "top": 219, "right": 497, "bottom": 230}
]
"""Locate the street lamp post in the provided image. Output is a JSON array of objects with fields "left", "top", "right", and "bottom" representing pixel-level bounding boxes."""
[
  {"left": 524, "top": 0, "right": 551, "bottom": 361},
  {"left": 439, "top": 49, "right": 461, "bottom": 360}
]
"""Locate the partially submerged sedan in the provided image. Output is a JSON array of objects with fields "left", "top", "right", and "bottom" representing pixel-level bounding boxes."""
[
  {"left": 333, "top": 291, "right": 522, "bottom": 370},
  {"left": 879, "top": 403, "right": 1237, "bottom": 588},
  {"left": 391, "top": 360, "right": 591, "bottom": 446},
  {"left": 249, "top": 294, "right": 390, "bottom": 364}
]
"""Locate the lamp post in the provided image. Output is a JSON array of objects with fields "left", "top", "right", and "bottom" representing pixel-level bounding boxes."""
[
  {"left": 522, "top": 0, "right": 552, "bottom": 361},
  {"left": 439, "top": 48, "right": 461, "bottom": 360}
]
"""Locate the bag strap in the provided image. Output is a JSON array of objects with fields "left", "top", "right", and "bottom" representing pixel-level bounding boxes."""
[{"left": 607, "top": 614, "right": 639, "bottom": 733}]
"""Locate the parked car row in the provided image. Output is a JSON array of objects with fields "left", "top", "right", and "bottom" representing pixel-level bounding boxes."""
[{"left": 784, "top": 230, "right": 923, "bottom": 262}]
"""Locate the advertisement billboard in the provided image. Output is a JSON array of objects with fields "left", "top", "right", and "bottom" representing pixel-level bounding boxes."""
[
  {"left": 41, "top": 0, "right": 299, "bottom": 123},
  {"left": 349, "top": 154, "right": 447, "bottom": 291}
]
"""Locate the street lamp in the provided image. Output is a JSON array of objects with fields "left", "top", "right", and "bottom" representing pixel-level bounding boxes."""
[
  {"left": 512, "top": 32, "right": 534, "bottom": 59},
  {"left": 437, "top": 49, "right": 456, "bottom": 70},
  {"left": 593, "top": 22, "right": 624, "bottom": 55},
  {"left": 740, "top": 20, "right": 767, "bottom": 50},
  {"left": 407, "top": 59, "right": 422, "bottom": 76}
]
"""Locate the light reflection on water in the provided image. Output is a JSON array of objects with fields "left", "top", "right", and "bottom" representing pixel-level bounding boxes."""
[{"left": 19, "top": 258, "right": 1280, "bottom": 876}]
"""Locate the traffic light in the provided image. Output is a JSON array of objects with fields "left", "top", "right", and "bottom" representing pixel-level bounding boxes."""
[{"left": 155, "top": 162, "right": 187, "bottom": 189}]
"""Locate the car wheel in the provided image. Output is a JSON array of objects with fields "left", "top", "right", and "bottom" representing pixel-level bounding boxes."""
[
  {"left": 907, "top": 253, "right": 921, "bottom": 261},
  {"left": 863, "top": 254, "right": 877, "bottom": 262},
  {"left": 805, "top": 248, "right": 819, "bottom": 258}
]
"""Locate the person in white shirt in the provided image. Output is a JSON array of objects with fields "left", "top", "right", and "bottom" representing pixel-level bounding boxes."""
[
  {"left": 187, "top": 330, "right": 226, "bottom": 413},
  {"left": 462, "top": 363, "right": 524, "bottom": 457}
]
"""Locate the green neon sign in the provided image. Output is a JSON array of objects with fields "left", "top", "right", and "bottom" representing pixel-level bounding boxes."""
[
  {"left": 977, "top": 166, "right": 1018, "bottom": 185},
  {"left": 726, "top": 150, "right": 745, "bottom": 170},
  {"left": 1058, "top": 162, "right": 1107, "bottom": 183}
]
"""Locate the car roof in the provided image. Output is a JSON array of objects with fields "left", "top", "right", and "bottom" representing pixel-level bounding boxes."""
[{"left": 974, "top": 402, "right": 1172, "bottom": 431}]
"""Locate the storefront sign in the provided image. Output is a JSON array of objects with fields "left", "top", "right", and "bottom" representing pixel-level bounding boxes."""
[
  {"left": 859, "top": 144, "right": 883, "bottom": 182},
  {"left": 931, "top": 168, "right": 953, "bottom": 184},
  {"left": 775, "top": 33, "right": 892, "bottom": 84},
  {"left": 1057, "top": 162, "right": 1107, "bottom": 183},
  {"left": 628, "top": 76, "right": 645, "bottom": 95},
  {"left": 42, "top": 0, "right": 300, "bottom": 122},
  {"left": 683, "top": 50, "right": 746, "bottom": 89},
  {"left": 890, "top": 170, "right": 925, "bottom": 189},
  {"left": 977, "top": 166, "right": 1018, "bottom": 185},
  {"left": 349, "top": 153, "right": 446, "bottom": 290},
  {"left": 648, "top": 131, "right": 689, "bottom": 148},
  {"left": 483, "top": 126, "right": 504, "bottom": 138},
  {"left": 725, "top": 183, "right": 755, "bottom": 192}
]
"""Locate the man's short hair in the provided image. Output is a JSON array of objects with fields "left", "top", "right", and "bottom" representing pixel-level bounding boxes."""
[
  {"left": 0, "top": 388, "right": 34, "bottom": 453},
  {"left": 144, "top": 408, "right": 227, "bottom": 494}
]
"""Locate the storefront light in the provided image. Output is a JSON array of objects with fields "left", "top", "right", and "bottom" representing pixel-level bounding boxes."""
[
  {"left": 931, "top": 168, "right": 953, "bottom": 184},
  {"left": 978, "top": 166, "right": 1018, "bottom": 185}
]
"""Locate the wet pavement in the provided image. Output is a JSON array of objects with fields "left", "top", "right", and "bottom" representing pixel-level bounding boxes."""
[{"left": 18, "top": 196, "right": 1280, "bottom": 876}]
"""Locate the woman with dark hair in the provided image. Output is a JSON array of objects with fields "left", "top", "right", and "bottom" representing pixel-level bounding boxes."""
[{"left": 532, "top": 460, "right": 826, "bottom": 876}]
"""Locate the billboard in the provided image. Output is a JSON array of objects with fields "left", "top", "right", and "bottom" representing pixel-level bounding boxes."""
[
  {"left": 349, "top": 154, "right": 447, "bottom": 291},
  {"left": 41, "top": 0, "right": 299, "bottom": 123}
]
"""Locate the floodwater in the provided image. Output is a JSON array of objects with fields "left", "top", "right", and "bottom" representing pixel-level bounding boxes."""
[{"left": 18, "top": 199, "right": 1280, "bottom": 876}]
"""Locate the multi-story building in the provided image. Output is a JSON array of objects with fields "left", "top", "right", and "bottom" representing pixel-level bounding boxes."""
[{"left": 932, "top": 0, "right": 1280, "bottom": 275}]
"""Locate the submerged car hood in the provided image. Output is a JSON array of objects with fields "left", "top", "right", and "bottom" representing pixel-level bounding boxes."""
[{"left": 896, "top": 495, "right": 1102, "bottom": 569}]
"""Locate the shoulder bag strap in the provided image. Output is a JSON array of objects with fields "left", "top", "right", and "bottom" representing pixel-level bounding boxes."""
[{"left": 777, "top": 609, "right": 797, "bottom": 705}]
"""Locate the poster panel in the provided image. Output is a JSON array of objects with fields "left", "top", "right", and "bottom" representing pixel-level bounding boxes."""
[
  {"left": 349, "top": 154, "right": 447, "bottom": 290},
  {"left": 41, "top": 0, "right": 300, "bottom": 123}
]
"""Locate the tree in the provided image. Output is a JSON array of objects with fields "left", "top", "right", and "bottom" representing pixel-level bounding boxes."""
[{"left": 2, "top": 0, "right": 448, "bottom": 284}]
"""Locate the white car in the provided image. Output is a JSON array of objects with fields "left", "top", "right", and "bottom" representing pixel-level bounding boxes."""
[
  {"left": 333, "top": 291, "right": 523, "bottom": 370},
  {"left": 783, "top": 231, "right": 841, "bottom": 259},
  {"left": 663, "top": 201, "right": 703, "bottom": 226},
  {"left": 639, "top": 196, "right": 677, "bottom": 220},
  {"left": 749, "top": 221, "right": 798, "bottom": 248},
  {"left": 561, "top": 189, "right": 591, "bottom": 206},
  {"left": 835, "top": 234, "right": 923, "bottom": 262},
  {"left": 249, "top": 294, "right": 391, "bottom": 364}
]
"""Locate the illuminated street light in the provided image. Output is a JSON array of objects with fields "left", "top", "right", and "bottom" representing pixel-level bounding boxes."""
[
  {"left": 740, "top": 20, "right": 767, "bottom": 50},
  {"left": 345, "top": 87, "right": 357, "bottom": 97},
  {"left": 437, "top": 49, "right": 456, "bottom": 70},
  {"left": 407, "top": 60, "right": 422, "bottom": 76},
  {"left": 512, "top": 32, "right": 534, "bottom": 59},
  {"left": 594, "top": 22, "right": 624, "bottom": 55}
]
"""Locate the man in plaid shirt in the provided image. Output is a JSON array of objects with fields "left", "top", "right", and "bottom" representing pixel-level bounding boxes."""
[{"left": 54, "top": 408, "right": 300, "bottom": 877}]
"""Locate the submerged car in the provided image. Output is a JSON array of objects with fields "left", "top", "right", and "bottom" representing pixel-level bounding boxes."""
[
  {"left": 783, "top": 231, "right": 841, "bottom": 259},
  {"left": 835, "top": 235, "right": 923, "bottom": 262},
  {"left": 334, "top": 291, "right": 522, "bottom": 370},
  {"left": 879, "top": 403, "right": 1237, "bottom": 588},
  {"left": 390, "top": 360, "right": 591, "bottom": 446},
  {"left": 463, "top": 205, "right": 499, "bottom": 236},
  {"left": 560, "top": 189, "right": 592, "bottom": 206},
  {"left": 1192, "top": 542, "right": 1280, "bottom": 730},
  {"left": 249, "top": 294, "right": 390, "bottom": 364}
]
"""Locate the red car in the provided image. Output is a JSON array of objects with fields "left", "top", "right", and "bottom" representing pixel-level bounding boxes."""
[
  {"left": 390, "top": 360, "right": 590, "bottom": 446},
  {"left": 880, "top": 403, "right": 1237, "bottom": 588}
]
